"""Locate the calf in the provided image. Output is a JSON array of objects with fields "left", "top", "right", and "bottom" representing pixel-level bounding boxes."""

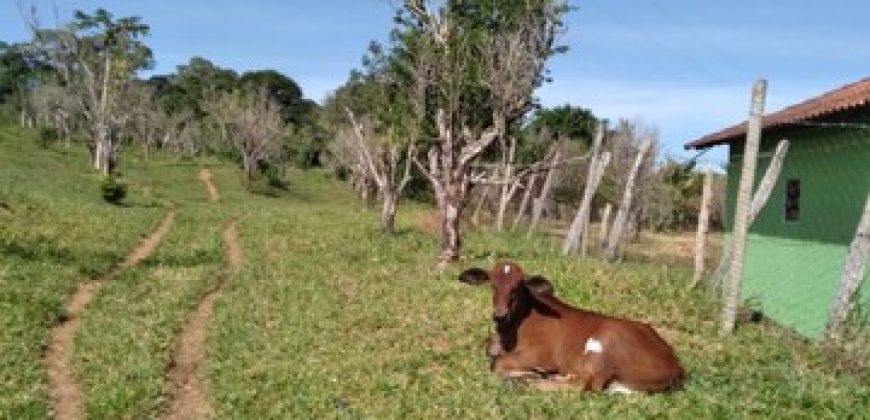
[{"left": 460, "top": 261, "right": 685, "bottom": 393}]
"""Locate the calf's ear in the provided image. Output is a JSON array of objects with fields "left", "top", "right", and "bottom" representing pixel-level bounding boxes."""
[
  {"left": 458, "top": 268, "right": 490, "bottom": 285},
  {"left": 525, "top": 275, "right": 554, "bottom": 295}
]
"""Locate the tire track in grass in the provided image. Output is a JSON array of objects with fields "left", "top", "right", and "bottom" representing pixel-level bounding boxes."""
[
  {"left": 165, "top": 170, "right": 241, "bottom": 419},
  {"left": 198, "top": 168, "right": 219, "bottom": 202},
  {"left": 45, "top": 208, "right": 176, "bottom": 420}
]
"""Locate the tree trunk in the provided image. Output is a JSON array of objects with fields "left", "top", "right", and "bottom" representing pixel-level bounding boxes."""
[
  {"left": 381, "top": 190, "right": 398, "bottom": 233},
  {"left": 93, "top": 125, "right": 112, "bottom": 176},
  {"left": 438, "top": 188, "right": 463, "bottom": 265},
  {"left": 691, "top": 167, "right": 713, "bottom": 288},
  {"left": 604, "top": 137, "right": 652, "bottom": 262},
  {"left": 242, "top": 155, "right": 255, "bottom": 185},
  {"left": 825, "top": 194, "right": 870, "bottom": 341},
  {"left": 721, "top": 79, "right": 767, "bottom": 336}
]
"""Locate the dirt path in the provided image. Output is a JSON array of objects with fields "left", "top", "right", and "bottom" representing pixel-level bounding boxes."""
[
  {"left": 165, "top": 170, "right": 241, "bottom": 419},
  {"left": 198, "top": 169, "right": 219, "bottom": 202},
  {"left": 45, "top": 209, "right": 176, "bottom": 420},
  {"left": 165, "top": 221, "right": 240, "bottom": 420}
]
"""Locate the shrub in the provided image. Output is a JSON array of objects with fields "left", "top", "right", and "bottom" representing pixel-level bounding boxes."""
[
  {"left": 38, "top": 126, "right": 59, "bottom": 147},
  {"left": 100, "top": 176, "right": 127, "bottom": 205}
]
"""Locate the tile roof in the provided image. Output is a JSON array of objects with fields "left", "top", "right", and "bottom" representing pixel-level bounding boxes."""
[{"left": 685, "top": 78, "right": 870, "bottom": 149}]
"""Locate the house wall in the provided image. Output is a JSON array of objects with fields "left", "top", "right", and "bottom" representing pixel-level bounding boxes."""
[{"left": 725, "top": 125, "right": 870, "bottom": 338}]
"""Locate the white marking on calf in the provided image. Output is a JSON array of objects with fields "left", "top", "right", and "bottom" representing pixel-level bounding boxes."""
[
  {"left": 606, "top": 381, "right": 637, "bottom": 395},
  {"left": 584, "top": 338, "right": 603, "bottom": 354},
  {"left": 503, "top": 265, "right": 511, "bottom": 274}
]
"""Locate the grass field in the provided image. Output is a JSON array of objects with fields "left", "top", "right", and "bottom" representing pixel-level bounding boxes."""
[{"left": 1, "top": 125, "right": 868, "bottom": 418}]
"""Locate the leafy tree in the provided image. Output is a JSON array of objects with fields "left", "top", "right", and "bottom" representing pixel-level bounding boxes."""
[
  {"left": 151, "top": 56, "right": 238, "bottom": 116},
  {"left": 239, "top": 70, "right": 316, "bottom": 125},
  {"left": 527, "top": 105, "right": 596, "bottom": 145}
]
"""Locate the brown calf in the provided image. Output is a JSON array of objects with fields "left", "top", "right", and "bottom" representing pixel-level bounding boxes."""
[{"left": 460, "top": 261, "right": 685, "bottom": 393}]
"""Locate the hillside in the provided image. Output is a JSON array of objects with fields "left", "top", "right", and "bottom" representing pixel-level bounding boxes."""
[{"left": 1, "top": 126, "right": 867, "bottom": 418}]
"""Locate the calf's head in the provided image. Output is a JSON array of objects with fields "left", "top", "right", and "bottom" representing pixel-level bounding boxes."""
[{"left": 459, "top": 261, "right": 551, "bottom": 321}]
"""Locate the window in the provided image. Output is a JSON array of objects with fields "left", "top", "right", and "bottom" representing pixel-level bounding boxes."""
[{"left": 784, "top": 179, "right": 800, "bottom": 222}]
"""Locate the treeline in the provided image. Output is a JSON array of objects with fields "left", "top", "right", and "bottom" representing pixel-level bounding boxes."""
[
  {"left": 0, "top": 3, "right": 723, "bottom": 263},
  {"left": 0, "top": 9, "right": 324, "bottom": 184}
]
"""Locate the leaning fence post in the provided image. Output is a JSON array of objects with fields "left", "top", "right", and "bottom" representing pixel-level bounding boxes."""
[
  {"left": 721, "top": 79, "right": 767, "bottom": 336},
  {"left": 825, "top": 194, "right": 870, "bottom": 341},
  {"left": 709, "top": 139, "right": 789, "bottom": 293},
  {"left": 604, "top": 137, "right": 652, "bottom": 262},
  {"left": 563, "top": 121, "right": 607, "bottom": 255},
  {"left": 527, "top": 149, "right": 561, "bottom": 238}
]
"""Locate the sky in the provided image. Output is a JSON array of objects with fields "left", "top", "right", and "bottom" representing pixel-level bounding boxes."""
[{"left": 2, "top": 0, "right": 869, "bottom": 165}]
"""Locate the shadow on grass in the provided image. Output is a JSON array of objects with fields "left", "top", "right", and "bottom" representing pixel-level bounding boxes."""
[
  {"left": 140, "top": 247, "right": 222, "bottom": 268},
  {"left": 0, "top": 240, "right": 76, "bottom": 264}
]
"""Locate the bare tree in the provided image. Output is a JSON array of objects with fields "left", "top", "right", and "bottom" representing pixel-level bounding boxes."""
[
  {"left": 345, "top": 109, "right": 416, "bottom": 233},
  {"left": 404, "top": 0, "right": 566, "bottom": 264},
  {"left": 30, "top": 82, "right": 78, "bottom": 145},
  {"left": 209, "top": 88, "right": 285, "bottom": 183},
  {"left": 328, "top": 124, "right": 376, "bottom": 202},
  {"left": 25, "top": 8, "right": 152, "bottom": 175}
]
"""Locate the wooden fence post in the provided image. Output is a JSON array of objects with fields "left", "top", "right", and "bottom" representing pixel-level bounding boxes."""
[
  {"left": 563, "top": 121, "right": 608, "bottom": 255},
  {"left": 527, "top": 149, "right": 561, "bottom": 238},
  {"left": 472, "top": 185, "right": 492, "bottom": 226},
  {"left": 512, "top": 173, "right": 538, "bottom": 229},
  {"left": 825, "top": 194, "right": 870, "bottom": 341},
  {"left": 691, "top": 166, "right": 713, "bottom": 288},
  {"left": 604, "top": 137, "right": 652, "bottom": 262},
  {"left": 721, "top": 79, "right": 767, "bottom": 336},
  {"left": 599, "top": 203, "right": 612, "bottom": 250}
]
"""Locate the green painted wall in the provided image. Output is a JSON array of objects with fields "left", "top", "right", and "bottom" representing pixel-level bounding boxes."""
[{"left": 725, "top": 124, "right": 870, "bottom": 338}]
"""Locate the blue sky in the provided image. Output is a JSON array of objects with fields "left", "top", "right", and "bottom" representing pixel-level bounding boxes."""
[{"left": 2, "top": 1, "right": 868, "bottom": 164}]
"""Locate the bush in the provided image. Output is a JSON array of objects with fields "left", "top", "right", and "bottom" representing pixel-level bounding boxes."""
[
  {"left": 100, "top": 176, "right": 127, "bottom": 205},
  {"left": 38, "top": 126, "right": 59, "bottom": 147}
]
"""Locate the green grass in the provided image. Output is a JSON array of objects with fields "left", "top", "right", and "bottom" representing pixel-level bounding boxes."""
[
  {"left": 74, "top": 162, "right": 231, "bottom": 418},
  {"left": 1, "top": 125, "right": 868, "bottom": 418},
  {"left": 0, "top": 127, "right": 162, "bottom": 417}
]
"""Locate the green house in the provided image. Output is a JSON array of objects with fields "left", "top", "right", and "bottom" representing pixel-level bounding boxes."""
[{"left": 686, "top": 78, "right": 870, "bottom": 339}]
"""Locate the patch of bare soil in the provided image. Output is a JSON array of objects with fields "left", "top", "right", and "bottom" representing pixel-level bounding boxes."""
[
  {"left": 198, "top": 169, "right": 219, "bottom": 202},
  {"left": 45, "top": 209, "right": 176, "bottom": 420},
  {"left": 164, "top": 220, "right": 240, "bottom": 420}
]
